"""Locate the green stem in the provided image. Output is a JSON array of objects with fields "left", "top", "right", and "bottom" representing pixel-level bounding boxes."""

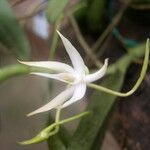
[
  {"left": 49, "top": 15, "right": 63, "bottom": 59},
  {"left": 45, "top": 111, "right": 90, "bottom": 133},
  {"left": 0, "top": 64, "right": 54, "bottom": 83},
  {"left": 49, "top": 107, "right": 62, "bottom": 137},
  {"left": 58, "top": 111, "right": 90, "bottom": 125},
  {"left": 88, "top": 39, "right": 149, "bottom": 97},
  {"left": 20, "top": 111, "right": 90, "bottom": 145},
  {"left": 0, "top": 64, "right": 30, "bottom": 82},
  {"left": 55, "top": 107, "right": 61, "bottom": 123}
]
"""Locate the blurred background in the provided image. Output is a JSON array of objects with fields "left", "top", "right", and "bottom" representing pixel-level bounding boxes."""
[{"left": 0, "top": 0, "right": 150, "bottom": 150}]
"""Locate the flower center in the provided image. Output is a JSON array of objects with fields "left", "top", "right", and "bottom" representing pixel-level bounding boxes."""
[
  {"left": 59, "top": 73, "right": 85, "bottom": 84},
  {"left": 60, "top": 73, "right": 75, "bottom": 83},
  {"left": 73, "top": 73, "right": 85, "bottom": 84}
]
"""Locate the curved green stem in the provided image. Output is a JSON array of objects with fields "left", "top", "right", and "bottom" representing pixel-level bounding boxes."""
[
  {"left": 0, "top": 64, "right": 30, "bottom": 82},
  {"left": 49, "top": 14, "right": 63, "bottom": 59},
  {"left": 50, "top": 107, "right": 62, "bottom": 137},
  {"left": 55, "top": 107, "right": 61, "bottom": 122},
  {"left": 0, "top": 64, "right": 56, "bottom": 83},
  {"left": 19, "top": 111, "right": 90, "bottom": 145},
  {"left": 88, "top": 39, "right": 149, "bottom": 97}
]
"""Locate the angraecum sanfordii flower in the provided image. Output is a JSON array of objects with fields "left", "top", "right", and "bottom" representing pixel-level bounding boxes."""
[{"left": 19, "top": 31, "right": 108, "bottom": 116}]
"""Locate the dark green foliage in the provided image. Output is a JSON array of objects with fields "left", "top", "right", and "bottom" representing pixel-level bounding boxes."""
[
  {"left": 46, "top": 0, "right": 68, "bottom": 24},
  {"left": 74, "top": 0, "right": 106, "bottom": 33}
]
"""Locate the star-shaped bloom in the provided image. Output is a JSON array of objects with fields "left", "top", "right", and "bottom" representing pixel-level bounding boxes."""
[{"left": 19, "top": 31, "right": 108, "bottom": 116}]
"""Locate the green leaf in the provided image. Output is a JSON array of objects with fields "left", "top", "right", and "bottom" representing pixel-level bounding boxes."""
[
  {"left": 0, "top": 0, "right": 30, "bottom": 59},
  {"left": 46, "top": 0, "right": 68, "bottom": 24},
  {"left": 68, "top": 43, "right": 147, "bottom": 150}
]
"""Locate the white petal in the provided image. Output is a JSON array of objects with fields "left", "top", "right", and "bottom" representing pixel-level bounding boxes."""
[
  {"left": 30, "top": 73, "right": 67, "bottom": 83},
  {"left": 85, "top": 59, "right": 108, "bottom": 83},
  {"left": 27, "top": 86, "right": 74, "bottom": 116},
  {"left": 62, "top": 83, "right": 86, "bottom": 108},
  {"left": 18, "top": 60, "right": 74, "bottom": 73},
  {"left": 57, "top": 31, "right": 85, "bottom": 75},
  {"left": 30, "top": 72, "right": 75, "bottom": 83}
]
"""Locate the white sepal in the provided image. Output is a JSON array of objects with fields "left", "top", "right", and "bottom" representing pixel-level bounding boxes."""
[
  {"left": 18, "top": 60, "right": 74, "bottom": 73},
  {"left": 85, "top": 59, "right": 108, "bottom": 83},
  {"left": 62, "top": 82, "right": 86, "bottom": 108},
  {"left": 27, "top": 86, "right": 75, "bottom": 116},
  {"left": 30, "top": 72, "right": 73, "bottom": 83},
  {"left": 57, "top": 30, "right": 85, "bottom": 75}
]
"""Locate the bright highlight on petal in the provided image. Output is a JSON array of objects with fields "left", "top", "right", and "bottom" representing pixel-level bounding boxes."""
[
  {"left": 27, "top": 86, "right": 74, "bottom": 116},
  {"left": 57, "top": 30, "right": 85, "bottom": 75}
]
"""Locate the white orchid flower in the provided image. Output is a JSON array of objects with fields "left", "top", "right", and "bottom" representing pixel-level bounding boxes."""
[{"left": 19, "top": 31, "right": 108, "bottom": 116}]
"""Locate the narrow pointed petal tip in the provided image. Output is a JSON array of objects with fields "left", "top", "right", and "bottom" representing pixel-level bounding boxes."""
[
  {"left": 26, "top": 107, "right": 49, "bottom": 117},
  {"left": 85, "top": 58, "right": 108, "bottom": 83},
  {"left": 18, "top": 134, "right": 46, "bottom": 145},
  {"left": 56, "top": 30, "right": 85, "bottom": 75},
  {"left": 104, "top": 58, "right": 109, "bottom": 65},
  {"left": 17, "top": 59, "right": 26, "bottom": 65},
  {"left": 56, "top": 30, "right": 61, "bottom": 36},
  {"left": 147, "top": 38, "right": 149, "bottom": 47},
  {"left": 26, "top": 87, "right": 74, "bottom": 116},
  {"left": 26, "top": 112, "right": 35, "bottom": 117},
  {"left": 56, "top": 30, "right": 64, "bottom": 41},
  {"left": 17, "top": 59, "right": 32, "bottom": 66}
]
